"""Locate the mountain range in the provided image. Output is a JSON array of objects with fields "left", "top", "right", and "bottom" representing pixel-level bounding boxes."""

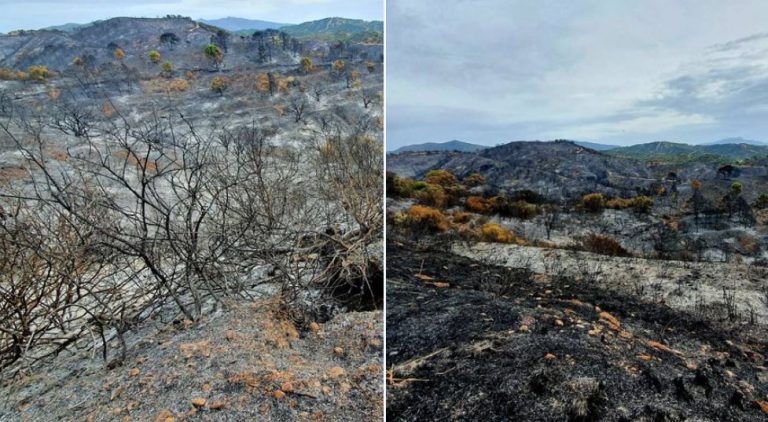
[
  {"left": 33, "top": 16, "right": 383, "bottom": 43},
  {"left": 391, "top": 138, "right": 768, "bottom": 163}
]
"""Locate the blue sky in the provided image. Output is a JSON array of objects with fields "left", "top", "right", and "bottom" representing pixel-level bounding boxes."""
[
  {"left": 0, "top": 0, "right": 382, "bottom": 32},
  {"left": 387, "top": 0, "right": 768, "bottom": 149}
]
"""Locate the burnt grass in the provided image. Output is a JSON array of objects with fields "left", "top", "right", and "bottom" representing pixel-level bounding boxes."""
[{"left": 386, "top": 239, "right": 768, "bottom": 421}]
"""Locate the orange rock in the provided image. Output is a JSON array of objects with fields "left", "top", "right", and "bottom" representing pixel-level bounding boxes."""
[
  {"left": 309, "top": 322, "right": 321, "bottom": 333},
  {"left": 281, "top": 381, "right": 294, "bottom": 393},
  {"left": 327, "top": 366, "right": 345, "bottom": 379},
  {"left": 339, "top": 382, "right": 351, "bottom": 393},
  {"left": 544, "top": 353, "right": 556, "bottom": 361},
  {"left": 153, "top": 410, "right": 174, "bottom": 422},
  {"left": 128, "top": 368, "right": 140, "bottom": 377},
  {"left": 272, "top": 390, "right": 286, "bottom": 399},
  {"left": 333, "top": 347, "right": 344, "bottom": 355},
  {"left": 191, "top": 398, "right": 207, "bottom": 408},
  {"left": 637, "top": 354, "right": 654, "bottom": 362}
]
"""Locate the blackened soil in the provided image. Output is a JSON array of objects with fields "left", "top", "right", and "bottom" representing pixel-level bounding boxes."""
[{"left": 386, "top": 240, "right": 768, "bottom": 421}]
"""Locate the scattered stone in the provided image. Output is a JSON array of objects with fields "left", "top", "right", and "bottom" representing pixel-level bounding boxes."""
[
  {"left": 281, "top": 381, "right": 294, "bottom": 393},
  {"left": 191, "top": 398, "right": 207, "bottom": 408},
  {"left": 333, "top": 347, "right": 344, "bottom": 355},
  {"left": 154, "top": 410, "right": 174, "bottom": 422},
  {"left": 327, "top": 366, "right": 346, "bottom": 379},
  {"left": 128, "top": 368, "right": 140, "bottom": 377},
  {"left": 309, "top": 322, "right": 321, "bottom": 333},
  {"left": 272, "top": 390, "right": 286, "bottom": 399}
]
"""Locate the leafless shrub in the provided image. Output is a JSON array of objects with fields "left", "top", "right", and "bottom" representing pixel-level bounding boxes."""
[{"left": 0, "top": 93, "right": 383, "bottom": 371}]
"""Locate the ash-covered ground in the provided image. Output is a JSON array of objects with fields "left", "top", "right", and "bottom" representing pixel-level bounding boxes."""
[{"left": 386, "top": 239, "right": 768, "bottom": 421}]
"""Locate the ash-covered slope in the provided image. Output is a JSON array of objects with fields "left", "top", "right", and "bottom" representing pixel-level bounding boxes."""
[
  {"left": 0, "top": 16, "right": 382, "bottom": 73},
  {"left": 388, "top": 140, "right": 655, "bottom": 197}
]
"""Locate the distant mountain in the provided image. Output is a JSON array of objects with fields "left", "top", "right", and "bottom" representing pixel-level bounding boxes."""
[
  {"left": 606, "top": 141, "right": 768, "bottom": 162},
  {"left": 281, "top": 17, "right": 383, "bottom": 42},
  {"left": 703, "top": 137, "right": 767, "bottom": 146},
  {"left": 199, "top": 17, "right": 288, "bottom": 32},
  {"left": 392, "top": 140, "right": 488, "bottom": 153},
  {"left": 573, "top": 141, "right": 620, "bottom": 151}
]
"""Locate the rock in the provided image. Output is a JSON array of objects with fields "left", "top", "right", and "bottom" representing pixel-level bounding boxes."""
[
  {"left": 309, "top": 322, "right": 321, "bottom": 333},
  {"left": 191, "top": 398, "right": 207, "bottom": 408},
  {"left": 128, "top": 368, "right": 140, "bottom": 377},
  {"left": 328, "top": 366, "right": 346, "bottom": 379},
  {"left": 154, "top": 410, "right": 174, "bottom": 422},
  {"left": 544, "top": 353, "right": 557, "bottom": 361},
  {"left": 554, "top": 319, "right": 564, "bottom": 327},
  {"left": 281, "top": 381, "right": 294, "bottom": 393},
  {"left": 333, "top": 347, "right": 344, "bottom": 355},
  {"left": 272, "top": 390, "right": 286, "bottom": 399}
]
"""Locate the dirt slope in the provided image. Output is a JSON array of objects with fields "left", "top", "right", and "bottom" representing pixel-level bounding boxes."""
[{"left": 1, "top": 300, "right": 383, "bottom": 422}]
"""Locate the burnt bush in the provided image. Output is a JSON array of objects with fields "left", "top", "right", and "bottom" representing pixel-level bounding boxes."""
[{"left": 580, "top": 234, "right": 630, "bottom": 257}]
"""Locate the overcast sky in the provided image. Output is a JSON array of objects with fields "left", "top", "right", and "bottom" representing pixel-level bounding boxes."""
[
  {"left": 387, "top": 0, "right": 768, "bottom": 149},
  {"left": 0, "top": 0, "right": 381, "bottom": 32}
]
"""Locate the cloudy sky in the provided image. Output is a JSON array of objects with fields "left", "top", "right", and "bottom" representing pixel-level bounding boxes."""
[
  {"left": 0, "top": 0, "right": 381, "bottom": 32},
  {"left": 388, "top": 0, "right": 768, "bottom": 149}
]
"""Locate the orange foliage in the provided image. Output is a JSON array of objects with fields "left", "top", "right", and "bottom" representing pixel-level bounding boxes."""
[
  {"left": 479, "top": 223, "right": 517, "bottom": 243},
  {"left": 407, "top": 205, "right": 450, "bottom": 232}
]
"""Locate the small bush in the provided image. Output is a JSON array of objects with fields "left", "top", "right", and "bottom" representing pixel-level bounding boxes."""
[
  {"left": 210, "top": 76, "right": 228, "bottom": 94},
  {"left": 581, "top": 234, "right": 629, "bottom": 257},
  {"left": 606, "top": 197, "right": 632, "bottom": 209},
  {"left": 413, "top": 184, "right": 447, "bottom": 208},
  {"left": 27, "top": 65, "right": 50, "bottom": 81},
  {"left": 161, "top": 61, "right": 174, "bottom": 78},
  {"left": 581, "top": 193, "right": 605, "bottom": 213},
  {"left": 425, "top": 169, "right": 458, "bottom": 187},
  {"left": 452, "top": 211, "right": 472, "bottom": 224},
  {"left": 501, "top": 200, "right": 540, "bottom": 219},
  {"left": 631, "top": 196, "right": 654, "bottom": 213},
  {"left": 300, "top": 57, "right": 314, "bottom": 73},
  {"left": 479, "top": 223, "right": 517, "bottom": 243},
  {"left": 464, "top": 173, "right": 486, "bottom": 187},
  {"left": 466, "top": 196, "right": 491, "bottom": 213},
  {"left": 148, "top": 50, "right": 161, "bottom": 63},
  {"left": 406, "top": 205, "right": 450, "bottom": 232}
]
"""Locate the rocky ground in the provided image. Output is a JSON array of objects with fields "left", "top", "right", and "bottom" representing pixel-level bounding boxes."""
[
  {"left": 1, "top": 298, "right": 383, "bottom": 421},
  {"left": 386, "top": 239, "right": 768, "bottom": 421}
]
